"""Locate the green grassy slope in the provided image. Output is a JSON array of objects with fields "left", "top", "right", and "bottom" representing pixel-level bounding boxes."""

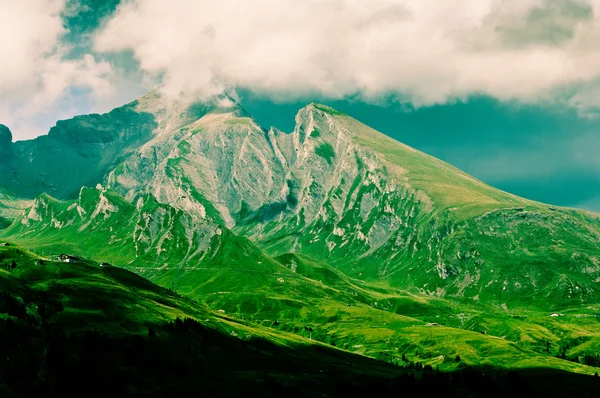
[
  {"left": 3, "top": 244, "right": 600, "bottom": 397},
  {"left": 0, "top": 188, "right": 388, "bottom": 319},
  {"left": 3, "top": 216, "right": 600, "bottom": 379},
  {"left": 314, "top": 103, "right": 527, "bottom": 218},
  {"left": 293, "top": 105, "right": 600, "bottom": 305},
  {"left": 271, "top": 253, "right": 600, "bottom": 374},
  {"left": 0, "top": 243, "right": 418, "bottom": 397}
]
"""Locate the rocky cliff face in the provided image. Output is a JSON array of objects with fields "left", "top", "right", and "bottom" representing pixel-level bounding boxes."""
[
  {"left": 0, "top": 92, "right": 226, "bottom": 200},
  {"left": 101, "top": 102, "right": 429, "bottom": 276},
  {"left": 0, "top": 105, "right": 156, "bottom": 199},
  {"left": 3, "top": 185, "right": 277, "bottom": 281}
]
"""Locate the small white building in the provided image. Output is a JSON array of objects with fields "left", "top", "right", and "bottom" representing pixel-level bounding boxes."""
[{"left": 58, "top": 254, "right": 81, "bottom": 263}]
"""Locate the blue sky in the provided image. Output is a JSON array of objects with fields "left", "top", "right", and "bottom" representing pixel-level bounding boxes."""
[{"left": 2, "top": 0, "right": 600, "bottom": 211}]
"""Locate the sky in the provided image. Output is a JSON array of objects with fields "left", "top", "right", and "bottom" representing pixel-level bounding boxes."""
[{"left": 2, "top": 0, "right": 600, "bottom": 210}]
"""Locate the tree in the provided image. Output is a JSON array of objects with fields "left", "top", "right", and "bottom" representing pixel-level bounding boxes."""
[
  {"left": 572, "top": 356, "right": 580, "bottom": 363},
  {"left": 402, "top": 353, "right": 407, "bottom": 362},
  {"left": 304, "top": 325, "right": 313, "bottom": 340},
  {"left": 148, "top": 327, "right": 156, "bottom": 338},
  {"left": 455, "top": 355, "right": 461, "bottom": 362},
  {"left": 175, "top": 317, "right": 184, "bottom": 330},
  {"left": 546, "top": 340, "right": 550, "bottom": 353}
]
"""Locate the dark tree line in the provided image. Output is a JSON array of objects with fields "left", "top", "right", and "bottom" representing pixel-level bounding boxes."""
[
  {"left": 1, "top": 288, "right": 600, "bottom": 398},
  {"left": 554, "top": 339, "right": 600, "bottom": 367},
  {"left": 581, "top": 354, "right": 600, "bottom": 368}
]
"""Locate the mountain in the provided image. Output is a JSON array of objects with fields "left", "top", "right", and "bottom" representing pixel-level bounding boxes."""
[
  {"left": 3, "top": 93, "right": 600, "bottom": 382},
  {"left": 6, "top": 94, "right": 597, "bottom": 305},
  {"left": 93, "top": 99, "right": 600, "bottom": 304},
  {"left": 3, "top": 215, "right": 600, "bottom": 379}
]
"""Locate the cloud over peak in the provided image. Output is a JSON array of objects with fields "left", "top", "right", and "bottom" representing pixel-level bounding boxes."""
[
  {"left": 94, "top": 0, "right": 600, "bottom": 105},
  {"left": 3, "top": 0, "right": 600, "bottom": 140}
]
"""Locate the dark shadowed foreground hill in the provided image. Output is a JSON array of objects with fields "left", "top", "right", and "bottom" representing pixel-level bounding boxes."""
[{"left": 1, "top": 244, "right": 600, "bottom": 397}]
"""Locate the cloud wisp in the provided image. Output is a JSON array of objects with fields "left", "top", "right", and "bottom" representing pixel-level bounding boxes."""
[
  {"left": 0, "top": 0, "right": 113, "bottom": 139},
  {"left": 95, "top": 0, "right": 600, "bottom": 106}
]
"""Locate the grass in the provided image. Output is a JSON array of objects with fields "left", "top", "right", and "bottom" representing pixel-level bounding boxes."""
[
  {"left": 2, "top": 241, "right": 600, "bottom": 385},
  {"left": 315, "top": 142, "right": 336, "bottom": 165},
  {"left": 1, "top": 244, "right": 429, "bottom": 397},
  {"left": 345, "top": 115, "right": 528, "bottom": 219},
  {"left": 4, "top": 207, "right": 600, "bottom": 378}
]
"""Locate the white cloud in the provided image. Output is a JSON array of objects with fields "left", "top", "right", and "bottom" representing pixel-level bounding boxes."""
[
  {"left": 0, "top": 0, "right": 113, "bottom": 139},
  {"left": 94, "top": 0, "right": 600, "bottom": 106}
]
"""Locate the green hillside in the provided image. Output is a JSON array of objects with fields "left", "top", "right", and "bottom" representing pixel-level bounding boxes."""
[
  {"left": 3, "top": 243, "right": 600, "bottom": 397},
  {"left": 0, "top": 243, "right": 408, "bottom": 396},
  {"left": 3, "top": 197, "right": 600, "bottom": 378}
]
